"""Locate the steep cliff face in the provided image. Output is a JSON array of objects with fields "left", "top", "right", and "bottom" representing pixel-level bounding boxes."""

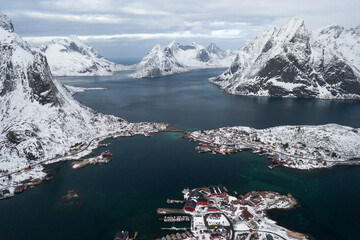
[
  {"left": 0, "top": 12, "right": 166, "bottom": 190},
  {"left": 210, "top": 18, "right": 360, "bottom": 99},
  {"left": 39, "top": 36, "right": 131, "bottom": 76},
  {"left": 131, "top": 41, "right": 236, "bottom": 78},
  {"left": 315, "top": 25, "right": 360, "bottom": 77}
]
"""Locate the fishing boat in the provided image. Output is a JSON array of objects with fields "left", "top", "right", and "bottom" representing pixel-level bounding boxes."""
[{"left": 114, "top": 231, "right": 129, "bottom": 240}]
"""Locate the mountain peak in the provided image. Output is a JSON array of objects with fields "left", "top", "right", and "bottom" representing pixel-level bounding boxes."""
[
  {"left": 350, "top": 25, "right": 360, "bottom": 36},
  {"left": 207, "top": 42, "right": 222, "bottom": 54},
  {"left": 68, "top": 35, "right": 82, "bottom": 44},
  {"left": 317, "top": 25, "right": 345, "bottom": 38},
  {"left": 277, "top": 17, "right": 308, "bottom": 41},
  {"left": 210, "top": 19, "right": 360, "bottom": 99},
  {"left": 0, "top": 11, "right": 14, "bottom": 32},
  {"left": 167, "top": 40, "right": 180, "bottom": 51},
  {"left": 151, "top": 44, "right": 162, "bottom": 52}
]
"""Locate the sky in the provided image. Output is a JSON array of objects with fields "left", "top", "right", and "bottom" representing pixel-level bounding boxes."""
[{"left": 1, "top": 0, "right": 359, "bottom": 61}]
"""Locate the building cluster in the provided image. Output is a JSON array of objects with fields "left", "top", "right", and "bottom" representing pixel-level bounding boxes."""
[
  {"left": 158, "top": 231, "right": 194, "bottom": 240},
  {"left": 0, "top": 174, "right": 51, "bottom": 200},
  {"left": 158, "top": 186, "right": 307, "bottom": 240},
  {"left": 188, "top": 125, "right": 360, "bottom": 170}
]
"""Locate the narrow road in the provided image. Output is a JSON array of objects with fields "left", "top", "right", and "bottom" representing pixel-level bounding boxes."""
[
  {"left": 0, "top": 131, "right": 131, "bottom": 186},
  {"left": 193, "top": 136, "right": 360, "bottom": 164}
]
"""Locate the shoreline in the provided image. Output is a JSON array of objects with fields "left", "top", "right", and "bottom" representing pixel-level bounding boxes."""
[
  {"left": 186, "top": 124, "right": 360, "bottom": 170},
  {"left": 157, "top": 187, "right": 309, "bottom": 240},
  {"left": 0, "top": 121, "right": 168, "bottom": 200}
]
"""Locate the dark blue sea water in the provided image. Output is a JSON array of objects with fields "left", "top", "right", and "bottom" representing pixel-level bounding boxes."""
[{"left": 1, "top": 69, "right": 359, "bottom": 240}]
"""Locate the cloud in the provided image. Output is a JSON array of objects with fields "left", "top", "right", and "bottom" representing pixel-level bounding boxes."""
[
  {"left": 2, "top": 0, "right": 360, "bottom": 58},
  {"left": 23, "top": 29, "right": 248, "bottom": 45},
  {"left": 121, "top": 7, "right": 170, "bottom": 16},
  {"left": 22, "top": 11, "right": 127, "bottom": 24}
]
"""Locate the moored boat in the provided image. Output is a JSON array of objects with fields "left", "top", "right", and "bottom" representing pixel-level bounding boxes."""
[{"left": 114, "top": 231, "right": 129, "bottom": 240}]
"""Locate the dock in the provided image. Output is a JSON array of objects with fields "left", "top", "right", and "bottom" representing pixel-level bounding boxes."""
[
  {"left": 157, "top": 208, "right": 187, "bottom": 215},
  {"left": 167, "top": 199, "right": 185, "bottom": 204},
  {"left": 160, "top": 216, "right": 191, "bottom": 222},
  {"left": 160, "top": 227, "right": 189, "bottom": 231}
]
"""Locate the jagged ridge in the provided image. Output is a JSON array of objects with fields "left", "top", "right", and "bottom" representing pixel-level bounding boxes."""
[
  {"left": 131, "top": 41, "right": 236, "bottom": 78},
  {"left": 210, "top": 18, "right": 360, "bottom": 99},
  {"left": 39, "top": 36, "right": 133, "bottom": 76}
]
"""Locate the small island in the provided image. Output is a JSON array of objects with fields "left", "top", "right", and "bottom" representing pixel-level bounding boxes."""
[
  {"left": 157, "top": 186, "right": 307, "bottom": 240},
  {"left": 71, "top": 150, "right": 112, "bottom": 169},
  {"left": 186, "top": 124, "right": 360, "bottom": 170}
]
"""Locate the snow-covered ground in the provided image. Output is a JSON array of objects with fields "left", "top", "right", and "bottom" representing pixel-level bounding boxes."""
[
  {"left": 0, "top": 11, "right": 168, "bottom": 199},
  {"left": 177, "top": 187, "right": 308, "bottom": 240},
  {"left": 315, "top": 25, "right": 360, "bottom": 77},
  {"left": 188, "top": 124, "right": 360, "bottom": 170},
  {"left": 38, "top": 35, "right": 134, "bottom": 76},
  {"left": 210, "top": 18, "right": 360, "bottom": 99}
]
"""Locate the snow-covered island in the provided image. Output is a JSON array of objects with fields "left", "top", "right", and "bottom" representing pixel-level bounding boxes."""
[
  {"left": 130, "top": 41, "right": 237, "bottom": 78},
  {"left": 157, "top": 186, "right": 308, "bottom": 240},
  {"left": 0, "top": 11, "right": 168, "bottom": 200},
  {"left": 210, "top": 18, "right": 360, "bottom": 99},
  {"left": 38, "top": 35, "right": 134, "bottom": 76},
  {"left": 71, "top": 150, "right": 113, "bottom": 169},
  {"left": 187, "top": 124, "right": 360, "bottom": 170}
]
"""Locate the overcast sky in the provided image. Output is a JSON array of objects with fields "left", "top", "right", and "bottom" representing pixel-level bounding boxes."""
[{"left": 1, "top": 0, "right": 359, "bottom": 62}]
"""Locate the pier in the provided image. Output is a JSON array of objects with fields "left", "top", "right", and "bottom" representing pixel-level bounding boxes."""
[
  {"left": 160, "top": 216, "right": 191, "bottom": 222},
  {"left": 167, "top": 199, "right": 185, "bottom": 204},
  {"left": 157, "top": 208, "right": 187, "bottom": 215}
]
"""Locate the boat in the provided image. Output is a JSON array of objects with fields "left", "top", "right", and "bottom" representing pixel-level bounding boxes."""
[{"left": 114, "top": 231, "right": 129, "bottom": 240}]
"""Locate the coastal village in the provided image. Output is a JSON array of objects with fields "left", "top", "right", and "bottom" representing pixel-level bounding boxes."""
[
  {"left": 2, "top": 123, "right": 360, "bottom": 200},
  {"left": 186, "top": 124, "right": 360, "bottom": 170},
  {"left": 156, "top": 186, "right": 307, "bottom": 240}
]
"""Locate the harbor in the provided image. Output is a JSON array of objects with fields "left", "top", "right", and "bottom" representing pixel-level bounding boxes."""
[{"left": 156, "top": 186, "right": 308, "bottom": 240}]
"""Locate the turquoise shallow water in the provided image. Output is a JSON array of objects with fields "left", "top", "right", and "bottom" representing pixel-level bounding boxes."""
[{"left": 1, "top": 69, "right": 360, "bottom": 240}]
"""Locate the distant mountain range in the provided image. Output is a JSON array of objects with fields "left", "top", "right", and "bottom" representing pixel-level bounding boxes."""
[
  {"left": 130, "top": 41, "right": 237, "bottom": 78},
  {"left": 210, "top": 18, "right": 360, "bottom": 99},
  {"left": 39, "top": 36, "right": 133, "bottom": 76}
]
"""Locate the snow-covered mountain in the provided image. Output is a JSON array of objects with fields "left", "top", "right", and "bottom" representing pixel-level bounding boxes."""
[
  {"left": 315, "top": 25, "right": 360, "bottom": 77},
  {"left": 0, "top": 11, "right": 166, "bottom": 194},
  {"left": 39, "top": 36, "right": 132, "bottom": 76},
  {"left": 130, "top": 44, "right": 187, "bottom": 78},
  {"left": 210, "top": 18, "right": 360, "bottom": 99},
  {"left": 131, "top": 41, "right": 237, "bottom": 78}
]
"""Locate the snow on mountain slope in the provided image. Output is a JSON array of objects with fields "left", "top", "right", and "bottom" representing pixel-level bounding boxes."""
[
  {"left": 210, "top": 18, "right": 360, "bottom": 99},
  {"left": 129, "top": 44, "right": 187, "bottom": 78},
  {"left": 315, "top": 25, "right": 360, "bottom": 77},
  {"left": 0, "top": 11, "right": 167, "bottom": 196},
  {"left": 39, "top": 36, "right": 133, "bottom": 76},
  {"left": 131, "top": 41, "right": 236, "bottom": 78}
]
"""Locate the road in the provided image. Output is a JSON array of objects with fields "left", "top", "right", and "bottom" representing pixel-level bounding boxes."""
[
  {"left": 0, "top": 126, "right": 180, "bottom": 188},
  {"left": 193, "top": 136, "right": 360, "bottom": 164},
  {"left": 0, "top": 131, "right": 131, "bottom": 186}
]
